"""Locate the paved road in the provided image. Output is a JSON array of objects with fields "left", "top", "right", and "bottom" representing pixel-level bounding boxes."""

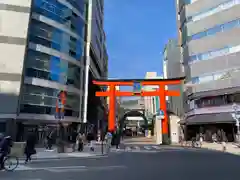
[
  {"left": 111, "top": 144, "right": 192, "bottom": 153},
  {"left": 1, "top": 147, "right": 240, "bottom": 180}
]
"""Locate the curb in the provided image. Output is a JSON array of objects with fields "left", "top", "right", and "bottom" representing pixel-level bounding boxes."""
[
  {"left": 171, "top": 144, "right": 240, "bottom": 156},
  {"left": 17, "top": 153, "right": 107, "bottom": 161}
]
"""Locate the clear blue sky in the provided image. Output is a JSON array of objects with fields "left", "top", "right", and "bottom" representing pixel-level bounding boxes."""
[{"left": 104, "top": 0, "right": 178, "bottom": 79}]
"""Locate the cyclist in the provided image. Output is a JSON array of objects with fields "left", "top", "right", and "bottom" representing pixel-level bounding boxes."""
[{"left": 0, "top": 136, "right": 13, "bottom": 170}]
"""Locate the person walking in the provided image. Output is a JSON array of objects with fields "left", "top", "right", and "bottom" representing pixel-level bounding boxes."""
[
  {"left": 24, "top": 132, "right": 37, "bottom": 164},
  {"left": 115, "top": 128, "right": 121, "bottom": 149},
  {"left": 76, "top": 133, "right": 84, "bottom": 152},
  {"left": 0, "top": 136, "right": 13, "bottom": 170},
  {"left": 46, "top": 131, "right": 54, "bottom": 150},
  {"left": 71, "top": 130, "right": 78, "bottom": 152},
  {"left": 0, "top": 133, "right": 4, "bottom": 142}
]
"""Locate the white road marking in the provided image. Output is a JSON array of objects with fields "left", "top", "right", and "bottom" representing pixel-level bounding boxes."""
[
  {"left": 152, "top": 146, "right": 161, "bottom": 150},
  {"left": 133, "top": 146, "right": 140, "bottom": 150},
  {"left": 125, "top": 147, "right": 132, "bottom": 151},
  {"left": 15, "top": 165, "right": 86, "bottom": 171},
  {"left": 47, "top": 165, "right": 127, "bottom": 172},
  {"left": 143, "top": 146, "right": 152, "bottom": 150}
]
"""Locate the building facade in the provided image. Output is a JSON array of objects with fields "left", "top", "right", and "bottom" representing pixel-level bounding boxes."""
[
  {"left": 0, "top": 0, "right": 87, "bottom": 139},
  {"left": 163, "top": 39, "right": 184, "bottom": 118},
  {"left": 83, "top": 0, "right": 108, "bottom": 134},
  {"left": 176, "top": 0, "right": 240, "bottom": 141},
  {"left": 143, "top": 72, "right": 162, "bottom": 117}
]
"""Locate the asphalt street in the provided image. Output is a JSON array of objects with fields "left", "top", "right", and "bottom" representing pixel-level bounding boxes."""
[{"left": 1, "top": 147, "right": 240, "bottom": 180}]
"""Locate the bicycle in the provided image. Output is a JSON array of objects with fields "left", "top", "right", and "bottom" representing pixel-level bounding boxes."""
[
  {"left": 3, "top": 155, "right": 19, "bottom": 171},
  {"left": 191, "top": 139, "right": 201, "bottom": 148},
  {"left": 181, "top": 140, "right": 191, "bottom": 147}
]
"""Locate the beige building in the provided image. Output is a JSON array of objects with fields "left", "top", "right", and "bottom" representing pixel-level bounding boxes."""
[{"left": 143, "top": 72, "right": 163, "bottom": 117}]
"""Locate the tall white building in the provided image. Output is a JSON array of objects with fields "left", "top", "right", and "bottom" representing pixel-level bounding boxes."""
[{"left": 143, "top": 72, "right": 163, "bottom": 117}]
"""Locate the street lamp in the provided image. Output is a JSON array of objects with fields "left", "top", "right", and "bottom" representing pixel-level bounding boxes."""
[{"left": 231, "top": 103, "right": 240, "bottom": 143}]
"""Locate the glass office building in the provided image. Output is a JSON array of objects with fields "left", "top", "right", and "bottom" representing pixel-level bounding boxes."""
[
  {"left": 0, "top": 0, "right": 85, "bottom": 138},
  {"left": 176, "top": 0, "right": 240, "bottom": 141}
]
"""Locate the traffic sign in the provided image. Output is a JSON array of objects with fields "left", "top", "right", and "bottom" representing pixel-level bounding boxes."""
[
  {"left": 156, "top": 109, "right": 164, "bottom": 116},
  {"left": 133, "top": 82, "right": 141, "bottom": 93},
  {"left": 156, "top": 109, "right": 165, "bottom": 119}
]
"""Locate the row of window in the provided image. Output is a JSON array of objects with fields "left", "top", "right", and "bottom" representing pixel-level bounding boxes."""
[
  {"left": 189, "top": 44, "right": 240, "bottom": 64},
  {"left": 190, "top": 93, "right": 240, "bottom": 109},
  {"left": 186, "top": 0, "right": 239, "bottom": 23},
  {"left": 191, "top": 68, "right": 240, "bottom": 84},
  {"left": 29, "top": 19, "right": 83, "bottom": 60},
  {"left": 25, "top": 50, "right": 81, "bottom": 89},
  {"left": 32, "top": 0, "right": 85, "bottom": 41},
  {"left": 21, "top": 85, "right": 80, "bottom": 111},
  {"left": 186, "top": 18, "right": 240, "bottom": 43},
  {"left": 22, "top": 94, "right": 79, "bottom": 111},
  {"left": 20, "top": 104, "right": 79, "bottom": 117},
  {"left": 183, "top": 0, "right": 198, "bottom": 5}
]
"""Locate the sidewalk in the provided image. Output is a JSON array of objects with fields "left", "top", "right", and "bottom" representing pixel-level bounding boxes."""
[
  {"left": 19, "top": 141, "right": 108, "bottom": 162},
  {"left": 174, "top": 142, "right": 240, "bottom": 155},
  {"left": 200, "top": 142, "right": 240, "bottom": 155}
]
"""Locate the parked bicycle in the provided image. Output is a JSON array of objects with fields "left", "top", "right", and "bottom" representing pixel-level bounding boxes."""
[
  {"left": 191, "top": 138, "right": 202, "bottom": 148},
  {"left": 180, "top": 140, "right": 191, "bottom": 147},
  {"left": 3, "top": 155, "right": 19, "bottom": 171}
]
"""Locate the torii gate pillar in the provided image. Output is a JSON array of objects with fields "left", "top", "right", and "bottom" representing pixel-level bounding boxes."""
[{"left": 93, "top": 78, "right": 184, "bottom": 144}]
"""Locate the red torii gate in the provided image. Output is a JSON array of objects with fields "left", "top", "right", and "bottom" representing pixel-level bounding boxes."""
[{"left": 93, "top": 77, "right": 184, "bottom": 144}]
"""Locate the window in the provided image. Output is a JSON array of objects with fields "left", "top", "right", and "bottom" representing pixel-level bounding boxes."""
[
  {"left": 25, "top": 50, "right": 81, "bottom": 89},
  {"left": 188, "top": 45, "right": 240, "bottom": 64},
  {"left": 189, "top": 55, "right": 197, "bottom": 63},
  {"left": 186, "top": 0, "right": 239, "bottom": 23},
  {"left": 223, "top": 19, "right": 239, "bottom": 31},
  {"left": 198, "top": 75, "right": 213, "bottom": 83},
  {"left": 20, "top": 85, "right": 80, "bottom": 116},
  {"left": 191, "top": 77, "right": 199, "bottom": 84},
  {"left": 184, "top": 0, "right": 198, "bottom": 5},
  {"left": 207, "top": 26, "right": 222, "bottom": 36},
  {"left": 191, "top": 31, "right": 206, "bottom": 40}
]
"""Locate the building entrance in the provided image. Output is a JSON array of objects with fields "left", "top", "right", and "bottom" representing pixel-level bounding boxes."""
[{"left": 93, "top": 78, "right": 184, "bottom": 144}]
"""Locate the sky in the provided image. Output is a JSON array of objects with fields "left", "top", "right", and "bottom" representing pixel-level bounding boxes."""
[{"left": 104, "top": 0, "right": 178, "bottom": 80}]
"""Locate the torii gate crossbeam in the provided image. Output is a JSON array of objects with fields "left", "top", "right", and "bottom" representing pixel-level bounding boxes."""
[{"left": 93, "top": 77, "right": 184, "bottom": 144}]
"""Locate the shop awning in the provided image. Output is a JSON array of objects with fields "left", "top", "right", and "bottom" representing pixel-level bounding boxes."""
[{"left": 185, "top": 112, "right": 235, "bottom": 125}]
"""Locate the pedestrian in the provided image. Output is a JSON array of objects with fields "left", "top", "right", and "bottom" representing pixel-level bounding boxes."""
[
  {"left": 115, "top": 128, "right": 121, "bottom": 149},
  {"left": 46, "top": 131, "right": 53, "bottom": 150},
  {"left": 0, "top": 133, "right": 4, "bottom": 142},
  {"left": 199, "top": 132, "right": 204, "bottom": 147},
  {"left": 71, "top": 130, "right": 78, "bottom": 152},
  {"left": 24, "top": 132, "right": 37, "bottom": 164},
  {"left": 87, "top": 131, "right": 94, "bottom": 151},
  {"left": 76, "top": 133, "right": 84, "bottom": 152},
  {"left": 0, "top": 136, "right": 13, "bottom": 170}
]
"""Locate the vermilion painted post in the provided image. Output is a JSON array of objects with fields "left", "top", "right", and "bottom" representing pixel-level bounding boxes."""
[
  {"left": 108, "top": 84, "right": 116, "bottom": 132},
  {"left": 93, "top": 79, "right": 183, "bottom": 143},
  {"left": 159, "top": 85, "right": 168, "bottom": 144}
]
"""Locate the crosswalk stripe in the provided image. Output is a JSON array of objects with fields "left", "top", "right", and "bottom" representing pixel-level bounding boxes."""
[
  {"left": 125, "top": 147, "right": 132, "bottom": 151},
  {"left": 152, "top": 146, "right": 161, "bottom": 150},
  {"left": 143, "top": 146, "right": 152, "bottom": 150},
  {"left": 133, "top": 146, "right": 140, "bottom": 150}
]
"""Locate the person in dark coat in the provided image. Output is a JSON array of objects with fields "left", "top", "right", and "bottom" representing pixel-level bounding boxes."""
[
  {"left": 0, "top": 136, "right": 13, "bottom": 170},
  {"left": 0, "top": 133, "right": 4, "bottom": 142},
  {"left": 24, "top": 132, "right": 37, "bottom": 164},
  {"left": 115, "top": 128, "right": 121, "bottom": 149}
]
